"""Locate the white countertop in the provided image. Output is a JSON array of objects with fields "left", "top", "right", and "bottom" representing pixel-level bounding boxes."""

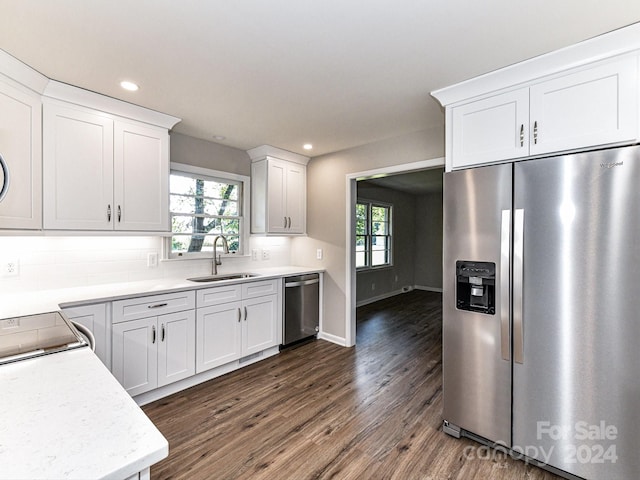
[
  {"left": 0, "top": 347, "right": 168, "bottom": 480},
  {"left": 0, "top": 266, "right": 323, "bottom": 319}
]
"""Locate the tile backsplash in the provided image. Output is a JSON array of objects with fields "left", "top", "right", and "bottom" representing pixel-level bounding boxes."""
[{"left": 0, "top": 235, "right": 292, "bottom": 294}]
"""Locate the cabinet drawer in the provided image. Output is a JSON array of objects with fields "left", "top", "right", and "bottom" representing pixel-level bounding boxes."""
[
  {"left": 197, "top": 284, "right": 243, "bottom": 308},
  {"left": 113, "top": 291, "right": 195, "bottom": 324},
  {"left": 242, "top": 279, "right": 279, "bottom": 299}
]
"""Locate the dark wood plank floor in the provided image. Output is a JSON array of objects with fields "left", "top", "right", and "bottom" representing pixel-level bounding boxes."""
[{"left": 143, "top": 290, "right": 562, "bottom": 480}]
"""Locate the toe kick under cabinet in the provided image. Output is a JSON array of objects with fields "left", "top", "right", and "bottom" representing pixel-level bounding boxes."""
[
  {"left": 111, "top": 291, "right": 196, "bottom": 397},
  {"left": 196, "top": 279, "right": 281, "bottom": 373}
]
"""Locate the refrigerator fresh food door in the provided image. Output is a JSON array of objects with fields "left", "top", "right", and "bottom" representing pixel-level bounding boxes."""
[
  {"left": 513, "top": 145, "right": 640, "bottom": 479},
  {"left": 443, "top": 163, "right": 512, "bottom": 446}
]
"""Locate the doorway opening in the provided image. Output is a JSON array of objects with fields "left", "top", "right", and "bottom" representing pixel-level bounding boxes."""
[{"left": 344, "top": 157, "right": 445, "bottom": 346}]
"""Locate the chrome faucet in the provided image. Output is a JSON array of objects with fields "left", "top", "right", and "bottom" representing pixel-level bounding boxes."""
[{"left": 212, "top": 235, "right": 229, "bottom": 275}]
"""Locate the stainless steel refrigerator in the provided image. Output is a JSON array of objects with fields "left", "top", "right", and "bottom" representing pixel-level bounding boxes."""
[{"left": 443, "top": 145, "right": 640, "bottom": 480}]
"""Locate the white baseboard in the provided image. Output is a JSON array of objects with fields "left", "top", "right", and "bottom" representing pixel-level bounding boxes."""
[
  {"left": 414, "top": 285, "right": 443, "bottom": 293},
  {"left": 317, "top": 331, "right": 348, "bottom": 347},
  {"left": 356, "top": 288, "right": 406, "bottom": 307}
]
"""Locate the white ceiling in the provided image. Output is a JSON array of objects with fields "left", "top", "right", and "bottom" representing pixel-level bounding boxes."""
[{"left": 1, "top": 1, "right": 639, "bottom": 157}]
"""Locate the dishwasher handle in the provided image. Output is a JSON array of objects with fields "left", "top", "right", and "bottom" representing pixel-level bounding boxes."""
[{"left": 285, "top": 278, "right": 319, "bottom": 288}]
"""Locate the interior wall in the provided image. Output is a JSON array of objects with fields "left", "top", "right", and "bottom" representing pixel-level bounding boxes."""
[
  {"left": 355, "top": 183, "right": 416, "bottom": 305},
  {"left": 414, "top": 190, "right": 444, "bottom": 291},
  {"left": 291, "top": 126, "right": 445, "bottom": 342},
  {"left": 170, "top": 132, "right": 252, "bottom": 175}
]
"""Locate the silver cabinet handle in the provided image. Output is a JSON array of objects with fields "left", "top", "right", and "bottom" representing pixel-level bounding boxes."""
[
  {"left": 238, "top": 307, "right": 242, "bottom": 322},
  {"left": 0, "top": 153, "right": 10, "bottom": 203},
  {"left": 117, "top": 205, "right": 122, "bottom": 222},
  {"left": 107, "top": 204, "right": 112, "bottom": 222},
  {"left": 513, "top": 209, "right": 525, "bottom": 364},
  {"left": 161, "top": 324, "right": 165, "bottom": 342},
  {"left": 288, "top": 216, "right": 292, "bottom": 229},
  {"left": 519, "top": 124, "right": 524, "bottom": 148},
  {"left": 533, "top": 121, "right": 538, "bottom": 145},
  {"left": 152, "top": 325, "right": 156, "bottom": 344},
  {"left": 147, "top": 303, "right": 168, "bottom": 309},
  {"left": 244, "top": 306, "right": 248, "bottom": 321},
  {"left": 283, "top": 217, "right": 287, "bottom": 228},
  {"left": 500, "top": 210, "right": 511, "bottom": 361}
]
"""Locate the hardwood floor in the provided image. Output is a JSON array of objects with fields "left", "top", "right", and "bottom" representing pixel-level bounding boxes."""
[{"left": 143, "top": 290, "right": 562, "bottom": 480}]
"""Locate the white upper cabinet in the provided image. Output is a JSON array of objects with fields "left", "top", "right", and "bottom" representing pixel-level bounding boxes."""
[
  {"left": 43, "top": 90, "right": 175, "bottom": 232},
  {"left": 248, "top": 145, "right": 309, "bottom": 235},
  {"left": 451, "top": 89, "right": 529, "bottom": 168},
  {"left": 433, "top": 24, "right": 640, "bottom": 171},
  {"left": 43, "top": 103, "right": 114, "bottom": 230},
  {"left": 0, "top": 73, "right": 42, "bottom": 230},
  {"left": 114, "top": 121, "right": 169, "bottom": 231},
  {"left": 528, "top": 57, "right": 637, "bottom": 156}
]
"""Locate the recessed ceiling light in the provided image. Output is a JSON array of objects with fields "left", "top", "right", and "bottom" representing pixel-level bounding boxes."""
[
  {"left": 120, "top": 81, "right": 139, "bottom": 91},
  {"left": 303, "top": 144, "right": 313, "bottom": 150},
  {"left": 214, "top": 135, "right": 226, "bottom": 141}
]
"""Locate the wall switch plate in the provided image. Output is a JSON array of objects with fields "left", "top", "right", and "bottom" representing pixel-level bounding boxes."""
[
  {"left": 147, "top": 252, "right": 158, "bottom": 268},
  {"left": 316, "top": 248, "right": 323, "bottom": 260},
  {"left": 262, "top": 249, "right": 270, "bottom": 260},
  {"left": 252, "top": 249, "right": 259, "bottom": 261},
  {"left": 2, "top": 258, "right": 19, "bottom": 277}
]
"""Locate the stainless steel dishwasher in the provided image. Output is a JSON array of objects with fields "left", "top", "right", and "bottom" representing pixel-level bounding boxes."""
[{"left": 282, "top": 273, "right": 319, "bottom": 347}]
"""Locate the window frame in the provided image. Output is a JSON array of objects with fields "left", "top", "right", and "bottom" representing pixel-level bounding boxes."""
[
  {"left": 165, "top": 162, "right": 250, "bottom": 260},
  {"left": 355, "top": 198, "right": 393, "bottom": 270}
]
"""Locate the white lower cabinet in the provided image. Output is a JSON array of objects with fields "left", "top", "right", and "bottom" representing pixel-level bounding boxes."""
[
  {"left": 63, "top": 303, "right": 110, "bottom": 368},
  {"left": 196, "top": 280, "right": 280, "bottom": 373},
  {"left": 112, "top": 310, "right": 196, "bottom": 397},
  {"left": 111, "top": 292, "right": 196, "bottom": 397}
]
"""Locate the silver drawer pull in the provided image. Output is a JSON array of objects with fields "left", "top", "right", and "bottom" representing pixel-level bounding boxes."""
[{"left": 148, "top": 303, "right": 168, "bottom": 309}]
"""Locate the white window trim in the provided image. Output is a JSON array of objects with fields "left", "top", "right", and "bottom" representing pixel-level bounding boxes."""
[
  {"left": 355, "top": 198, "right": 393, "bottom": 271},
  {"left": 165, "top": 162, "right": 251, "bottom": 260}
]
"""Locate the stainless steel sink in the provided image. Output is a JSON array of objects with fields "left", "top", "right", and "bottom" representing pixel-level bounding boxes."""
[{"left": 187, "top": 273, "right": 258, "bottom": 283}]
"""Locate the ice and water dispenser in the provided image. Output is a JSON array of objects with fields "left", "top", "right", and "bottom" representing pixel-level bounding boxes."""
[{"left": 455, "top": 261, "right": 496, "bottom": 315}]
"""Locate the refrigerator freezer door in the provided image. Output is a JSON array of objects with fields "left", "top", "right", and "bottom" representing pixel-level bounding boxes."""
[
  {"left": 513, "top": 145, "right": 640, "bottom": 479},
  {"left": 443, "top": 163, "right": 512, "bottom": 446}
]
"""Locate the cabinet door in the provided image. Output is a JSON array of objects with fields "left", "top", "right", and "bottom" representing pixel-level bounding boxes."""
[
  {"left": 451, "top": 88, "right": 529, "bottom": 168},
  {"left": 63, "top": 303, "right": 110, "bottom": 368},
  {"left": 242, "top": 295, "right": 279, "bottom": 356},
  {"left": 43, "top": 103, "right": 114, "bottom": 230},
  {"left": 266, "top": 159, "right": 288, "bottom": 233},
  {"left": 196, "top": 303, "right": 242, "bottom": 373},
  {"left": 114, "top": 122, "right": 169, "bottom": 231},
  {"left": 530, "top": 56, "right": 638, "bottom": 156},
  {"left": 112, "top": 317, "right": 158, "bottom": 396},
  {"left": 157, "top": 310, "right": 195, "bottom": 387},
  {"left": 0, "top": 80, "right": 41, "bottom": 229},
  {"left": 285, "top": 163, "right": 306, "bottom": 233}
]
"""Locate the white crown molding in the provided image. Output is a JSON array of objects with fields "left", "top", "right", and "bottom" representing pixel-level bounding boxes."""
[
  {"left": 0, "top": 49, "right": 48, "bottom": 94},
  {"left": 247, "top": 144, "right": 310, "bottom": 165},
  {"left": 432, "top": 22, "right": 640, "bottom": 107},
  {"left": 43, "top": 80, "right": 180, "bottom": 129}
]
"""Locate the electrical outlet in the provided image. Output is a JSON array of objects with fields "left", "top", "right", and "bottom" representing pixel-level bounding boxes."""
[
  {"left": 252, "top": 249, "right": 259, "bottom": 261},
  {"left": 147, "top": 252, "right": 158, "bottom": 268},
  {"left": 2, "top": 258, "right": 19, "bottom": 277},
  {"left": 1, "top": 318, "right": 19, "bottom": 329},
  {"left": 262, "top": 249, "right": 270, "bottom": 260},
  {"left": 316, "top": 248, "right": 323, "bottom": 260},
  {"left": 371, "top": 282, "right": 375, "bottom": 291}
]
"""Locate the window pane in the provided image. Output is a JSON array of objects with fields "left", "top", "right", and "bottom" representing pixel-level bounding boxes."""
[
  {"left": 371, "top": 250, "right": 389, "bottom": 266},
  {"left": 170, "top": 175, "right": 197, "bottom": 195},
  {"left": 203, "top": 182, "right": 238, "bottom": 201},
  {"left": 355, "top": 251, "right": 366, "bottom": 268},
  {"left": 203, "top": 198, "right": 238, "bottom": 216},
  {"left": 170, "top": 194, "right": 196, "bottom": 214}
]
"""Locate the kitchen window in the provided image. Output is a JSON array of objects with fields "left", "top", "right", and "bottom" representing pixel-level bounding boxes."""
[
  {"left": 356, "top": 200, "right": 392, "bottom": 269},
  {"left": 167, "top": 163, "right": 249, "bottom": 259}
]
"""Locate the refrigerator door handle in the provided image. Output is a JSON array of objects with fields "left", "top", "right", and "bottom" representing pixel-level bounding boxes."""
[
  {"left": 500, "top": 210, "right": 511, "bottom": 361},
  {"left": 513, "top": 208, "right": 525, "bottom": 364}
]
